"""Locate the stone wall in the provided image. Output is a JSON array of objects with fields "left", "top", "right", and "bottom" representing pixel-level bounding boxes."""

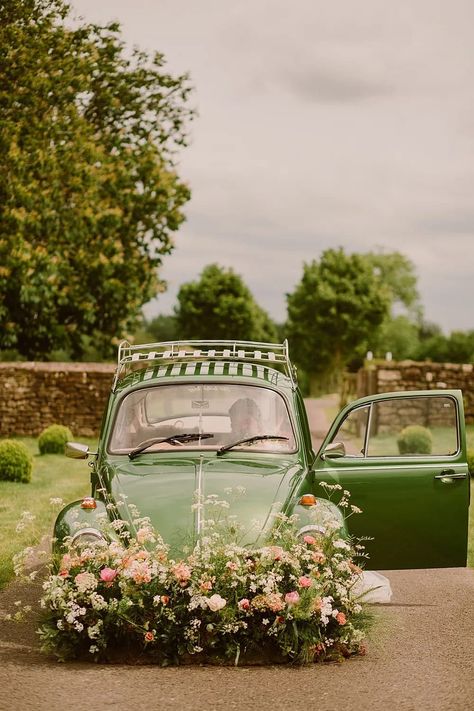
[
  {"left": 356, "top": 360, "right": 474, "bottom": 424},
  {"left": 0, "top": 362, "right": 115, "bottom": 437}
]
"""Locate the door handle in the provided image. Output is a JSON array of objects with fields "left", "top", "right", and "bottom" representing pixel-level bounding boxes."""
[{"left": 434, "top": 470, "right": 467, "bottom": 481}]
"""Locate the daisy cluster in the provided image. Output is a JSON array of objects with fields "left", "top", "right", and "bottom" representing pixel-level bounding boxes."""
[{"left": 38, "top": 496, "right": 370, "bottom": 664}]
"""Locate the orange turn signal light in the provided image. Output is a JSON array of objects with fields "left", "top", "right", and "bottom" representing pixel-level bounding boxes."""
[
  {"left": 81, "top": 497, "right": 97, "bottom": 510},
  {"left": 298, "top": 494, "right": 317, "bottom": 507}
]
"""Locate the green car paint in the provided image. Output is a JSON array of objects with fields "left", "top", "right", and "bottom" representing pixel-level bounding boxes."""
[{"left": 54, "top": 343, "right": 469, "bottom": 569}]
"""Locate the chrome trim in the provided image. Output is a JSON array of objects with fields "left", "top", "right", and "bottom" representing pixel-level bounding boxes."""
[
  {"left": 319, "top": 462, "right": 467, "bottom": 473},
  {"left": 434, "top": 472, "right": 467, "bottom": 480},
  {"left": 71, "top": 528, "right": 106, "bottom": 545},
  {"left": 194, "top": 457, "right": 204, "bottom": 537},
  {"left": 297, "top": 524, "right": 326, "bottom": 536}
]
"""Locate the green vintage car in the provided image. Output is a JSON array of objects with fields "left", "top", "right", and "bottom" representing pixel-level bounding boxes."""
[{"left": 55, "top": 341, "right": 470, "bottom": 569}]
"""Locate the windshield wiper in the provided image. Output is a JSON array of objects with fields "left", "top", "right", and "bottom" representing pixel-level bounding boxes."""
[
  {"left": 128, "top": 433, "right": 214, "bottom": 460},
  {"left": 216, "top": 435, "right": 289, "bottom": 457}
]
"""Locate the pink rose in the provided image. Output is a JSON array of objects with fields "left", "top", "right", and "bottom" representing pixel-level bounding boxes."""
[
  {"left": 238, "top": 598, "right": 250, "bottom": 611},
  {"left": 144, "top": 631, "right": 155, "bottom": 642},
  {"left": 303, "top": 535, "right": 317, "bottom": 545},
  {"left": 284, "top": 591, "right": 300, "bottom": 606},
  {"left": 336, "top": 612, "right": 347, "bottom": 625},
  {"left": 298, "top": 576, "right": 312, "bottom": 588},
  {"left": 100, "top": 567, "right": 117, "bottom": 583}
]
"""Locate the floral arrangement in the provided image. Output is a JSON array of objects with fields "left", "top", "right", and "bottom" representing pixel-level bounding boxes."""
[{"left": 37, "top": 488, "right": 371, "bottom": 665}]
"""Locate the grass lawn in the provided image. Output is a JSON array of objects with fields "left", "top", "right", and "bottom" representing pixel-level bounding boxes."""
[{"left": 0, "top": 437, "right": 95, "bottom": 588}]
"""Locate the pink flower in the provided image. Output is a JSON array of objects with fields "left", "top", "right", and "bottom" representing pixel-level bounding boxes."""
[
  {"left": 226, "top": 561, "right": 238, "bottom": 571},
  {"left": 130, "top": 561, "right": 152, "bottom": 584},
  {"left": 336, "top": 612, "right": 347, "bottom": 625},
  {"left": 161, "top": 595, "right": 170, "bottom": 605},
  {"left": 298, "top": 576, "right": 312, "bottom": 588},
  {"left": 172, "top": 562, "right": 192, "bottom": 584},
  {"left": 200, "top": 580, "right": 213, "bottom": 592},
  {"left": 284, "top": 591, "right": 300, "bottom": 606},
  {"left": 303, "top": 535, "right": 317, "bottom": 545},
  {"left": 238, "top": 598, "right": 250, "bottom": 611},
  {"left": 100, "top": 567, "right": 117, "bottom": 583},
  {"left": 144, "top": 631, "right": 155, "bottom": 642}
]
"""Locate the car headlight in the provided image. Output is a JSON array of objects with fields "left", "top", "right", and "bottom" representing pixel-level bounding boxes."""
[{"left": 70, "top": 528, "right": 107, "bottom": 548}]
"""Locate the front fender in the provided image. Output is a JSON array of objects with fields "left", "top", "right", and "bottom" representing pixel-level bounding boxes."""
[{"left": 53, "top": 499, "right": 109, "bottom": 553}]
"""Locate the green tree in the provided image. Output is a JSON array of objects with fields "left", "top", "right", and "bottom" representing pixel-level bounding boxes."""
[
  {"left": 286, "top": 249, "right": 390, "bottom": 392},
  {"left": 0, "top": 0, "right": 193, "bottom": 359},
  {"left": 175, "top": 264, "right": 278, "bottom": 341},
  {"left": 363, "top": 250, "right": 421, "bottom": 317},
  {"left": 376, "top": 315, "right": 420, "bottom": 361}
]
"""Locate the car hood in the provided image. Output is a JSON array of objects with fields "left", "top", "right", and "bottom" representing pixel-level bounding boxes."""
[{"left": 106, "top": 455, "right": 303, "bottom": 553}]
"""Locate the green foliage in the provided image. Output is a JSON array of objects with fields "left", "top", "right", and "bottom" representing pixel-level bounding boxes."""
[
  {"left": 0, "top": 0, "right": 193, "bottom": 359},
  {"left": 175, "top": 264, "right": 278, "bottom": 341},
  {"left": 363, "top": 251, "right": 421, "bottom": 317},
  {"left": 397, "top": 426, "right": 433, "bottom": 455},
  {"left": 0, "top": 439, "right": 33, "bottom": 483},
  {"left": 375, "top": 315, "right": 420, "bottom": 361},
  {"left": 143, "top": 314, "right": 179, "bottom": 343},
  {"left": 38, "top": 424, "right": 73, "bottom": 454},
  {"left": 415, "top": 330, "right": 474, "bottom": 364},
  {"left": 286, "top": 249, "right": 390, "bottom": 391}
]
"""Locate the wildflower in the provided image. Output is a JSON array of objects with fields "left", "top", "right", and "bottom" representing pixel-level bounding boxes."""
[
  {"left": 74, "top": 572, "right": 97, "bottom": 593},
  {"left": 136, "top": 527, "right": 155, "bottom": 544},
  {"left": 298, "top": 576, "right": 312, "bottom": 588},
  {"left": 336, "top": 612, "right": 347, "bottom": 625},
  {"left": 49, "top": 497, "right": 64, "bottom": 506},
  {"left": 284, "top": 591, "right": 300, "bottom": 606},
  {"left": 303, "top": 535, "right": 317, "bottom": 545},
  {"left": 144, "top": 631, "right": 155, "bottom": 643},
  {"left": 206, "top": 594, "right": 226, "bottom": 612},
  {"left": 226, "top": 561, "right": 238, "bottom": 571},
  {"left": 238, "top": 598, "right": 250, "bottom": 611}
]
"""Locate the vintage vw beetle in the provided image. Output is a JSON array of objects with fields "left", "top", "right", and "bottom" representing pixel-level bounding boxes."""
[{"left": 55, "top": 341, "right": 470, "bottom": 569}]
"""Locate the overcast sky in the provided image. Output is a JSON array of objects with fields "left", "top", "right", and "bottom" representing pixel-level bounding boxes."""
[{"left": 72, "top": 0, "right": 474, "bottom": 332}]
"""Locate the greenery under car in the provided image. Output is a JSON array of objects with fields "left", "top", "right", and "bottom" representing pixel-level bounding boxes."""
[{"left": 55, "top": 340, "right": 470, "bottom": 570}]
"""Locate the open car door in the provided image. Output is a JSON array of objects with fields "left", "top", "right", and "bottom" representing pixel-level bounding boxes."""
[{"left": 313, "top": 390, "right": 469, "bottom": 569}]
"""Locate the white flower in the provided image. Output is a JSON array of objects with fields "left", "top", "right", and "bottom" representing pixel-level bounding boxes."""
[
  {"left": 49, "top": 497, "right": 64, "bottom": 506},
  {"left": 333, "top": 539, "right": 351, "bottom": 550},
  {"left": 206, "top": 594, "right": 226, "bottom": 612}
]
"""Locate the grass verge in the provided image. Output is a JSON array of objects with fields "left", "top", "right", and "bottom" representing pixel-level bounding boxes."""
[{"left": 0, "top": 438, "right": 94, "bottom": 589}]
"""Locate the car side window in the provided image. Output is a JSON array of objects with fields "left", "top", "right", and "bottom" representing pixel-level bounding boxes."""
[
  {"left": 366, "top": 396, "right": 458, "bottom": 457},
  {"left": 331, "top": 405, "right": 370, "bottom": 457}
]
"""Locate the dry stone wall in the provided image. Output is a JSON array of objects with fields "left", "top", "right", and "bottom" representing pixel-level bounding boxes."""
[
  {"left": 357, "top": 360, "right": 474, "bottom": 424},
  {"left": 0, "top": 362, "right": 115, "bottom": 437}
]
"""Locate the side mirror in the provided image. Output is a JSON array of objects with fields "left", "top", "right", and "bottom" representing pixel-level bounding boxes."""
[
  {"left": 66, "top": 442, "right": 92, "bottom": 459},
  {"left": 321, "top": 441, "right": 346, "bottom": 460}
]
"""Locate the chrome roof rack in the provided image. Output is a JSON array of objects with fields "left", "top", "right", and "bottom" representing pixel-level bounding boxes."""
[{"left": 112, "top": 339, "right": 297, "bottom": 390}]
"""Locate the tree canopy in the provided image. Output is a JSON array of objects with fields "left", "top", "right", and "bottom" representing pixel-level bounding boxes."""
[
  {"left": 175, "top": 264, "right": 277, "bottom": 342},
  {"left": 285, "top": 248, "right": 390, "bottom": 389},
  {"left": 0, "top": 0, "right": 193, "bottom": 359}
]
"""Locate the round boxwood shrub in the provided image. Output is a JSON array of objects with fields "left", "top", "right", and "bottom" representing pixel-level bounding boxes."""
[
  {"left": 0, "top": 440, "right": 33, "bottom": 483},
  {"left": 38, "top": 424, "right": 73, "bottom": 455},
  {"left": 397, "top": 425, "right": 433, "bottom": 455}
]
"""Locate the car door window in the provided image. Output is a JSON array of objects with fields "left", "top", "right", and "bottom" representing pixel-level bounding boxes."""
[
  {"left": 366, "top": 395, "right": 458, "bottom": 457},
  {"left": 330, "top": 404, "right": 370, "bottom": 457}
]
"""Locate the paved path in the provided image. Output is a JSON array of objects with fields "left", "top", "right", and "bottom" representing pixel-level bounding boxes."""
[
  {"left": 1, "top": 397, "right": 474, "bottom": 710},
  {"left": 1, "top": 567, "right": 474, "bottom": 711}
]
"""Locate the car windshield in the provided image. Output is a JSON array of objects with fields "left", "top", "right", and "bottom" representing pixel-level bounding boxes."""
[{"left": 109, "top": 383, "right": 296, "bottom": 454}]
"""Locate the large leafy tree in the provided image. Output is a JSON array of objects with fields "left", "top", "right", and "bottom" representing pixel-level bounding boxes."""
[
  {"left": 175, "top": 264, "right": 277, "bottom": 342},
  {"left": 0, "top": 0, "right": 193, "bottom": 358},
  {"left": 286, "top": 248, "right": 390, "bottom": 391}
]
